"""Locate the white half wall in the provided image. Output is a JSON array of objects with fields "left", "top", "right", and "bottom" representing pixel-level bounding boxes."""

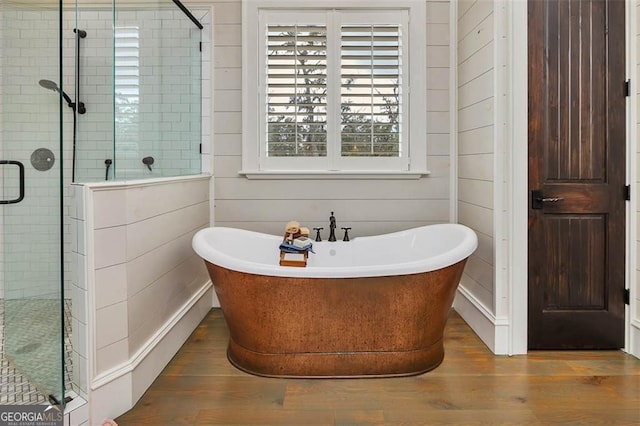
[{"left": 71, "top": 175, "right": 213, "bottom": 423}]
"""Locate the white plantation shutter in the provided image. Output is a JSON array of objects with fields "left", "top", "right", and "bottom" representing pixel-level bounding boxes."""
[
  {"left": 250, "top": 6, "right": 422, "bottom": 175},
  {"left": 340, "top": 25, "right": 401, "bottom": 157},
  {"left": 266, "top": 25, "right": 328, "bottom": 157},
  {"left": 114, "top": 27, "right": 140, "bottom": 154}
]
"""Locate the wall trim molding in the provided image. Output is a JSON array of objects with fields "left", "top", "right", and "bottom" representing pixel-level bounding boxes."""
[
  {"left": 453, "top": 284, "right": 510, "bottom": 355},
  {"left": 625, "top": 0, "right": 639, "bottom": 360},
  {"left": 82, "top": 174, "right": 211, "bottom": 192},
  {"left": 508, "top": 0, "right": 529, "bottom": 356},
  {"left": 629, "top": 319, "right": 640, "bottom": 357},
  {"left": 492, "top": 0, "right": 509, "bottom": 327},
  {"left": 449, "top": 0, "right": 458, "bottom": 223}
]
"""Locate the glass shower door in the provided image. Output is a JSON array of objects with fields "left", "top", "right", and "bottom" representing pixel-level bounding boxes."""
[{"left": 1, "top": 1, "right": 66, "bottom": 405}]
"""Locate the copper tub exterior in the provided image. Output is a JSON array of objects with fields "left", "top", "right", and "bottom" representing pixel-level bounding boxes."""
[{"left": 205, "top": 259, "right": 467, "bottom": 378}]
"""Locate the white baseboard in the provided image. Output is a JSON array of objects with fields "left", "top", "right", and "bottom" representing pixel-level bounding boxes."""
[
  {"left": 453, "top": 285, "right": 511, "bottom": 355},
  {"left": 88, "top": 372, "right": 132, "bottom": 426},
  {"left": 212, "top": 285, "right": 220, "bottom": 307},
  {"left": 629, "top": 319, "right": 640, "bottom": 359},
  {"left": 63, "top": 392, "right": 88, "bottom": 426},
  {"left": 89, "top": 282, "right": 213, "bottom": 424},
  {"left": 131, "top": 286, "right": 213, "bottom": 402}
]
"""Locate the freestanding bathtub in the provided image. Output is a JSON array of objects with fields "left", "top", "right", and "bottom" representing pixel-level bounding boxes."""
[{"left": 192, "top": 223, "right": 477, "bottom": 378}]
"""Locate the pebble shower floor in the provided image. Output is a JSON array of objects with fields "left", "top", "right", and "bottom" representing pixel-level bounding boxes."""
[{"left": 0, "top": 299, "right": 72, "bottom": 404}]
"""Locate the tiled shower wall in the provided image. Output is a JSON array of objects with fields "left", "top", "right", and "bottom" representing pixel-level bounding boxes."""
[
  {"left": 70, "top": 7, "right": 206, "bottom": 182},
  {"left": 0, "top": 5, "right": 211, "bottom": 300},
  {"left": 1, "top": 7, "right": 66, "bottom": 300}
]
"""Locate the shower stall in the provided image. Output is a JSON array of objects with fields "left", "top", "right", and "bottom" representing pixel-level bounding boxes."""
[{"left": 1, "top": 0, "right": 206, "bottom": 409}]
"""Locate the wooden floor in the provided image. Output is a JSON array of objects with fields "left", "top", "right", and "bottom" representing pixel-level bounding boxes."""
[{"left": 117, "top": 309, "right": 640, "bottom": 425}]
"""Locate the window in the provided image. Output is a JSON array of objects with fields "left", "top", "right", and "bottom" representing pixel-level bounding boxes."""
[
  {"left": 266, "top": 22, "right": 328, "bottom": 158},
  {"left": 243, "top": 1, "right": 427, "bottom": 177},
  {"left": 114, "top": 26, "right": 140, "bottom": 157}
]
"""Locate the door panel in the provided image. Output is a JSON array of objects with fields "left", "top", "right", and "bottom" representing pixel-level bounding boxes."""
[
  {"left": 543, "top": 216, "right": 605, "bottom": 310},
  {"left": 528, "top": 0, "right": 626, "bottom": 349}
]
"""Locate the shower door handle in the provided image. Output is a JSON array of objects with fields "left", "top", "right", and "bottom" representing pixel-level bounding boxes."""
[{"left": 0, "top": 160, "right": 25, "bottom": 204}]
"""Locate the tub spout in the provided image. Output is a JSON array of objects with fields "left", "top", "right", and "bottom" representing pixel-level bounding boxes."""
[{"left": 328, "top": 211, "right": 337, "bottom": 241}]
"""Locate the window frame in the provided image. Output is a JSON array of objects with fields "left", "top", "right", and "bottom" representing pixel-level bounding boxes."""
[{"left": 241, "top": 0, "right": 428, "bottom": 179}]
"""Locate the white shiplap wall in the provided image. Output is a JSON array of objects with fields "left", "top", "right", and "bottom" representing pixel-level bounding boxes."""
[
  {"left": 207, "top": 0, "right": 453, "bottom": 238},
  {"left": 456, "top": 0, "right": 495, "bottom": 312}
]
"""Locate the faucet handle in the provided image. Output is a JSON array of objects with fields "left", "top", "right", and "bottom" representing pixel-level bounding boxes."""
[
  {"left": 313, "top": 227, "right": 323, "bottom": 242},
  {"left": 341, "top": 227, "right": 351, "bottom": 242}
]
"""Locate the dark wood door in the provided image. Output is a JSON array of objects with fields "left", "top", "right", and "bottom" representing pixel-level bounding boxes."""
[{"left": 528, "top": 0, "right": 626, "bottom": 349}]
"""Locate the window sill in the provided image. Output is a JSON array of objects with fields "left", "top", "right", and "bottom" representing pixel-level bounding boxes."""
[{"left": 238, "top": 170, "right": 430, "bottom": 180}]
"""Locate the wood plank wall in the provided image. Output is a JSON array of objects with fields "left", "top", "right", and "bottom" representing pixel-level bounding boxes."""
[
  {"left": 456, "top": 0, "right": 496, "bottom": 311},
  {"left": 208, "top": 0, "right": 453, "bottom": 238}
]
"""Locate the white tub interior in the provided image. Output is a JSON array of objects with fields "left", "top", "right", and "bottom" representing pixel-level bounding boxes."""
[{"left": 193, "top": 223, "right": 478, "bottom": 278}]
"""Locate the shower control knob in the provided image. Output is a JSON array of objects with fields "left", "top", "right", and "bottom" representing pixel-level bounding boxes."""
[{"left": 142, "top": 156, "right": 154, "bottom": 171}]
